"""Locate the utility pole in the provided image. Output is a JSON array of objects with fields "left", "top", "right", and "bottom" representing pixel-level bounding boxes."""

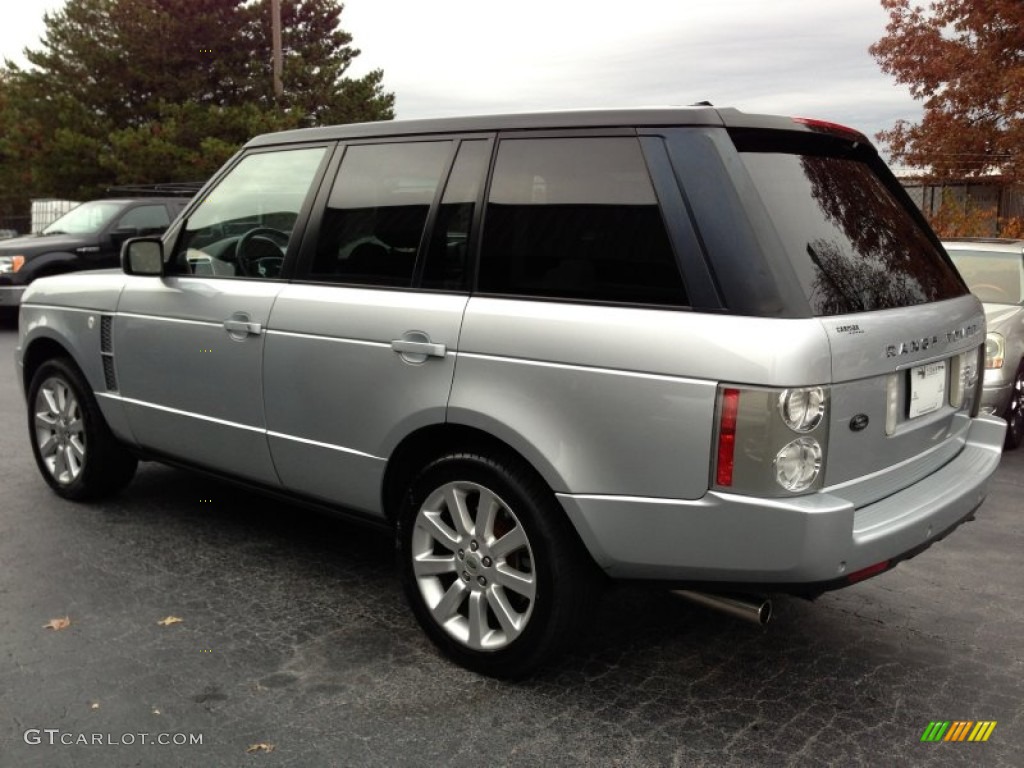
[{"left": 271, "top": 0, "right": 283, "bottom": 99}]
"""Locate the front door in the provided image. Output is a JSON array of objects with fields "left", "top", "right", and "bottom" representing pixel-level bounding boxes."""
[{"left": 113, "top": 145, "right": 331, "bottom": 485}]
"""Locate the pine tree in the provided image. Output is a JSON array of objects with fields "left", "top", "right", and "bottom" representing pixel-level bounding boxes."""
[{"left": 0, "top": 0, "right": 394, "bottom": 200}]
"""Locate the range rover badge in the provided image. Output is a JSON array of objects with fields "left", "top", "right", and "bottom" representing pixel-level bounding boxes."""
[{"left": 849, "top": 414, "right": 870, "bottom": 432}]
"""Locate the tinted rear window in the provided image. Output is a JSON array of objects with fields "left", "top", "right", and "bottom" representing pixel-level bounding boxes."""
[{"left": 734, "top": 132, "right": 966, "bottom": 316}]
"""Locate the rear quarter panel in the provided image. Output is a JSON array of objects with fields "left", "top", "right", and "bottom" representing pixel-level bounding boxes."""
[{"left": 449, "top": 297, "right": 832, "bottom": 499}]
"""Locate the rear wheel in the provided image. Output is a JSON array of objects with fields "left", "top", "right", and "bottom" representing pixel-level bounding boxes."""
[
  {"left": 1004, "top": 362, "right": 1024, "bottom": 450},
  {"left": 27, "top": 358, "right": 137, "bottom": 500},
  {"left": 397, "top": 451, "right": 597, "bottom": 677}
]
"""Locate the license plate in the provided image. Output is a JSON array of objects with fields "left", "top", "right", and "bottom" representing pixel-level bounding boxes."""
[{"left": 908, "top": 360, "right": 946, "bottom": 418}]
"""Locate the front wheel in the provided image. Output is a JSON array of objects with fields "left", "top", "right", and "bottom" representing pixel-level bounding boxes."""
[
  {"left": 27, "top": 358, "right": 138, "bottom": 500},
  {"left": 397, "top": 451, "right": 597, "bottom": 677},
  {"left": 1004, "top": 362, "right": 1024, "bottom": 450}
]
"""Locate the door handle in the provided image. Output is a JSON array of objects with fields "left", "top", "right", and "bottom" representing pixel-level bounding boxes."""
[
  {"left": 390, "top": 339, "right": 446, "bottom": 358},
  {"left": 223, "top": 319, "right": 263, "bottom": 336}
]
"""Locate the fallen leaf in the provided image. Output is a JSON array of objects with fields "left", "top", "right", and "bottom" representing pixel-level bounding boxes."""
[
  {"left": 157, "top": 616, "right": 183, "bottom": 626},
  {"left": 152, "top": 707, "right": 161, "bottom": 715},
  {"left": 89, "top": 701, "right": 100, "bottom": 710},
  {"left": 247, "top": 743, "right": 275, "bottom": 754},
  {"left": 43, "top": 616, "right": 71, "bottom": 631}
]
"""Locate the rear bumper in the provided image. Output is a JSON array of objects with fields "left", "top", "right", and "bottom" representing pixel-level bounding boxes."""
[
  {"left": 0, "top": 285, "right": 25, "bottom": 306},
  {"left": 558, "top": 415, "right": 1005, "bottom": 585}
]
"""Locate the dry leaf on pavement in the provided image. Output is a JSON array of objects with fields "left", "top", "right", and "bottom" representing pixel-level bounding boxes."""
[
  {"left": 43, "top": 616, "right": 71, "bottom": 631},
  {"left": 157, "top": 616, "right": 183, "bottom": 626},
  {"left": 247, "top": 743, "right": 276, "bottom": 754}
]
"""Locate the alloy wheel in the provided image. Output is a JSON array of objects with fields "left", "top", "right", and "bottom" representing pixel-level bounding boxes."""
[
  {"left": 34, "top": 376, "right": 86, "bottom": 484},
  {"left": 410, "top": 481, "right": 536, "bottom": 651}
]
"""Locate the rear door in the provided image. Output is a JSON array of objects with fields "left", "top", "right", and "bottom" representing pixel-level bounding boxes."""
[
  {"left": 114, "top": 145, "right": 330, "bottom": 484},
  {"left": 262, "top": 137, "right": 491, "bottom": 515}
]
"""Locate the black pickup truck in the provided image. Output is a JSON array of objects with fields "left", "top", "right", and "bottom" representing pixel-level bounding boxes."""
[{"left": 0, "top": 185, "right": 198, "bottom": 312}]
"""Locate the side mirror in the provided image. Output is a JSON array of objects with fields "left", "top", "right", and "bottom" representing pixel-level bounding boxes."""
[{"left": 121, "top": 237, "right": 164, "bottom": 276}]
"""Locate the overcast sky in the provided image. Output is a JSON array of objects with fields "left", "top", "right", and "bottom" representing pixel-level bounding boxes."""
[{"left": 0, "top": 0, "right": 922, "bottom": 147}]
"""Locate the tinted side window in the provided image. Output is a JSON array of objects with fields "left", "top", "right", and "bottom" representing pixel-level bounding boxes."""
[
  {"left": 173, "top": 147, "right": 326, "bottom": 279},
  {"left": 478, "top": 137, "right": 686, "bottom": 306},
  {"left": 311, "top": 142, "right": 451, "bottom": 287},
  {"left": 117, "top": 204, "right": 170, "bottom": 232},
  {"left": 422, "top": 140, "right": 489, "bottom": 290}
]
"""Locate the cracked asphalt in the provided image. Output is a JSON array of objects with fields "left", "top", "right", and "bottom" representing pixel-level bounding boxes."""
[{"left": 0, "top": 318, "right": 1021, "bottom": 767}]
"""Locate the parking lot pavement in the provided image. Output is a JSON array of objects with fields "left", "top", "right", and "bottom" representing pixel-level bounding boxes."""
[{"left": 0, "top": 319, "right": 1021, "bottom": 767}]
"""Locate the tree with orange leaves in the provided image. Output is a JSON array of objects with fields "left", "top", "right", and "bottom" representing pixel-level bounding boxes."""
[{"left": 870, "top": 0, "right": 1024, "bottom": 182}]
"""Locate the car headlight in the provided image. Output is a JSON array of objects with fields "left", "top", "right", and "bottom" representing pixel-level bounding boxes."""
[
  {"left": 0, "top": 255, "right": 25, "bottom": 274},
  {"left": 984, "top": 333, "right": 1004, "bottom": 369}
]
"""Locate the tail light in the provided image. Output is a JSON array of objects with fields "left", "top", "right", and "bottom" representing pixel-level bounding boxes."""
[
  {"left": 715, "top": 389, "right": 740, "bottom": 486},
  {"left": 713, "top": 385, "right": 829, "bottom": 496}
]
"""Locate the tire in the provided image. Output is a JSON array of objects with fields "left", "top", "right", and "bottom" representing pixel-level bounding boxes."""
[
  {"left": 397, "top": 451, "right": 598, "bottom": 678},
  {"left": 1004, "top": 362, "right": 1024, "bottom": 450},
  {"left": 27, "top": 357, "right": 138, "bottom": 500}
]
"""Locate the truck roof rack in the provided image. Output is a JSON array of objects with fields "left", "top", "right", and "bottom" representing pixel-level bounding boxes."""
[{"left": 104, "top": 182, "right": 205, "bottom": 198}]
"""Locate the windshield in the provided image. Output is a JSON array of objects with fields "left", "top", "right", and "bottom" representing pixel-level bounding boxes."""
[
  {"left": 42, "top": 201, "right": 123, "bottom": 235},
  {"left": 947, "top": 249, "right": 1024, "bottom": 304},
  {"left": 733, "top": 131, "right": 967, "bottom": 316}
]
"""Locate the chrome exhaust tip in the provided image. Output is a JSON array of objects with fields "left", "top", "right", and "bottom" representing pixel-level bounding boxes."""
[{"left": 672, "top": 589, "right": 772, "bottom": 625}]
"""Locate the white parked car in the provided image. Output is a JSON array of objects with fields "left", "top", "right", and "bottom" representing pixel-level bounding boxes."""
[{"left": 944, "top": 238, "right": 1024, "bottom": 449}]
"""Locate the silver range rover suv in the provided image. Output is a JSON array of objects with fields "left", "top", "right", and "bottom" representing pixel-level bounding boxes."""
[{"left": 15, "top": 107, "right": 1005, "bottom": 677}]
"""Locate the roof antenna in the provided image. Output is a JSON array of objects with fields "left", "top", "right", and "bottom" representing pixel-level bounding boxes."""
[{"left": 690, "top": 100, "right": 714, "bottom": 106}]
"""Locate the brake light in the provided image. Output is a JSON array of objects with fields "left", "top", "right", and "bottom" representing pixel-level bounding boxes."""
[
  {"left": 715, "top": 388, "right": 740, "bottom": 487},
  {"left": 792, "top": 117, "right": 867, "bottom": 142}
]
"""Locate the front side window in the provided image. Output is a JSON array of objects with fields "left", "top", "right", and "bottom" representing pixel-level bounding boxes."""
[
  {"left": 311, "top": 141, "right": 452, "bottom": 286},
  {"left": 478, "top": 137, "right": 686, "bottom": 306},
  {"left": 173, "top": 147, "right": 326, "bottom": 279}
]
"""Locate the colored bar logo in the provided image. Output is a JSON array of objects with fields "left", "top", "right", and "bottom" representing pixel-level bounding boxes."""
[{"left": 921, "top": 721, "right": 996, "bottom": 742}]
